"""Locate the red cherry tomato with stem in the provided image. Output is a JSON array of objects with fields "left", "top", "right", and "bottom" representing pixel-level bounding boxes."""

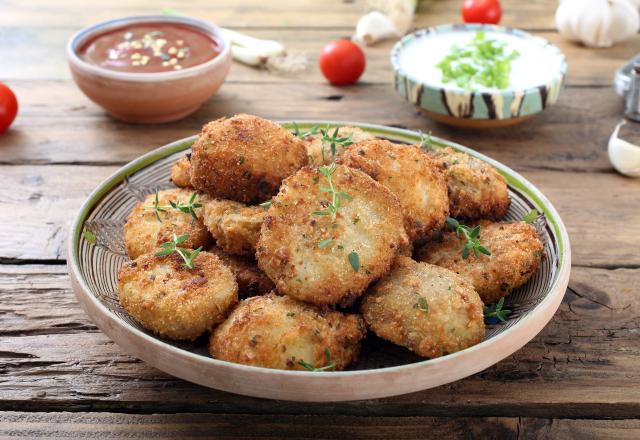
[
  {"left": 462, "top": 0, "right": 502, "bottom": 25},
  {"left": 319, "top": 40, "right": 366, "bottom": 86},
  {"left": 0, "top": 82, "right": 18, "bottom": 134}
]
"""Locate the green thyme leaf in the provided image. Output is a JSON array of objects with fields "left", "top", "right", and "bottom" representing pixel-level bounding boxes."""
[
  {"left": 348, "top": 251, "right": 360, "bottom": 272},
  {"left": 523, "top": 209, "right": 539, "bottom": 224},
  {"left": 83, "top": 229, "right": 97, "bottom": 245},
  {"left": 447, "top": 217, "right": 491, "bottom": 260},
  {"left": 483, "top": 297, "right": 512, "bottom": 324},
  {"left": 298, "top": 348, "right": 336, "bottom": 372},
  {"left": 414, "top": 297, "right": 429, "bottom": 312},
  {"left": 318, "top": 238, "right": 333, "bottom": 249},
  {"left": 259, "top": 200, "right": 272, "bottom": 209}
]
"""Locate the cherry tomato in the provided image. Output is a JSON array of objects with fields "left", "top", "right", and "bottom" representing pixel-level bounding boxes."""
[
  {"left": 462, "top": 0, "right": 502, "bottom": 25},
  {"left": 0, "top": 82, "right": 18, "bottom": 134},
  {"left": 319, "top": 40, "right": 366, "bottom": 86}
]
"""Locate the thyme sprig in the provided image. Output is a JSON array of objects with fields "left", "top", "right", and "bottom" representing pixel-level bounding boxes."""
[
  {"left": 483, "top": 297, "right": 511, "bottom": 323},
  {"left": 313, "top": 164, "right": 352, "bottom": 220},
  {"left": 420, "top": 131, "right": 434, "bottom": 151},
  {"left": 446, "top": 217, "right": 491, "bottom": 259},
  {"left": 155, "top": 233, "right": 202, "bottom": 269},
  {"left": 298, "top": 348, "right": 336, "bottom": 372},
  {"left": 320, "top": 127, "right": 353, "bottom": 162},
  {"left": 291, "top": 122, "right": 320, "bottom": 140},
  {"left": 144, "top": 191, "right": 202, "bottom": 222}
]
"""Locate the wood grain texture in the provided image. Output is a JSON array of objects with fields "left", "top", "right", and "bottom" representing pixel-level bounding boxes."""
[
  {"left": 1, "top": 265, "right": 638, "bottom": 417},
  {"left": 1, "top": 412, "right": 640, "bottom": 440},
  {"left": 1, "top": 164, "right": 638, "bottom": 266},
  {"left": 0, "top": 0, "right": 557, "bottom": 29},
  {"left": 4, "top": 26, "right": 637, "bottom": 85},
  {"left": 0, "top": 81, "right": 630, "bottom": 173}
]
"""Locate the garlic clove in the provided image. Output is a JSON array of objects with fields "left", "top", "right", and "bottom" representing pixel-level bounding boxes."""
[
  {"left": 608, "top": 120, "right": 640, "bottom": 177},
  {"left": 355, "top": 11, "right": 399, "bottom": 46}
]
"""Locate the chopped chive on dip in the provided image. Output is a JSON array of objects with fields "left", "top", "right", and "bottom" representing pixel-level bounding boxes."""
[{"left": 436, "top": 31, "right": 519, "bottom": 90}]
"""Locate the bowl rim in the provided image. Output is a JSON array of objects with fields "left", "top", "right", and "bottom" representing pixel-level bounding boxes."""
[
  {"left": 66, "top": 15, "right": 231, "bottom": 83},
  {"left": 390, "top": 23, "right": 568, "bottom": 98},
  {"left": 67, "top": 121, "right": 571, "bottom": 393}
]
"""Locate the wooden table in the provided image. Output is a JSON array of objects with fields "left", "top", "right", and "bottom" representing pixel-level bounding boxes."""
[{"left": 2, "top": 1, "right": 639, "bottom": 438}]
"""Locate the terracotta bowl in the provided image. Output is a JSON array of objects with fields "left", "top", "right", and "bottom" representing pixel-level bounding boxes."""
[
  {"left": 67, "top": 122, "right": 571, "bottom": 401},
  {"left": 67, "top": 15, "right": 231, "bottom": 124}
]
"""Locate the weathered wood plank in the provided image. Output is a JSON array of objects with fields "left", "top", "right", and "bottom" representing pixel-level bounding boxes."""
[
  {"left": 1, "top": 265, "right": 638, "bottom": 417},
  {"left": 1, "top": 164, "right": 638, "bottom": 266},
  {"left": 3, "top": 26, "right": 634, "bottom": 86},
  {"left": 0, "top": 0, "right": 558, "bottom": 30},
  {"left": 0, "top": 81, "right": 630, "bottom": 173},
  {"left": 2, "top": 412, "right": 639, "bottom": 440}
]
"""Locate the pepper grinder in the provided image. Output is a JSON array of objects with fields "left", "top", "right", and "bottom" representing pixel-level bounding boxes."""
[{"left": 624, "top": 62, "right": 640, "bottom": 121}]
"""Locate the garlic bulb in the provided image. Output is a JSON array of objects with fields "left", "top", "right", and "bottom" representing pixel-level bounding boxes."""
[
  {"left": 555, "top": 0, "right": 639, "bottom": 48},
  {"left": 608, "top": 120, "right": 640, "bottom": 177}
]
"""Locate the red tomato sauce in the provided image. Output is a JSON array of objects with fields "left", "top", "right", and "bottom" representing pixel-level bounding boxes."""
[{"left": 78, "top": 23, "right": 220, "bottom": 73}]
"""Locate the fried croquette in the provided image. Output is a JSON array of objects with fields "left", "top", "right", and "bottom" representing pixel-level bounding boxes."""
[
  {"left": 123, "top": 189, "right": 210, "bottom": 259},
  {"left": 305, "top": 126, "right": 375, "bottom": 166},
  {"left": 257, "top": 165, "right": 409, "bottom": 306},
  {"left": 208, "top": 246, "right": 274, "bottom": 298},
  {"left": 190, "top": 114, "right": 308, "bottom": 203},
  {"left": 210, "top": 293, "right": 366, "bottom": 370},
  {"left": 430, "top": 147, "right": 510, "bottom": 221},
  {"left": 416, "top": 220, "right": 544, "bottom": 304},
  {"left": 170, "top": 154, "right": 192, "bottom": 188},
  {"left": 339, "top": 139, "right": 449, "bottom": 242},
  {"left": 360, "top": 257, "right": 485, "bottom": 358},
  {"left": 118, "top": 251, "right": 238, "bottom": 341},
  {"left": 198, "top": 196, "right": 266, "bottom": 256}
]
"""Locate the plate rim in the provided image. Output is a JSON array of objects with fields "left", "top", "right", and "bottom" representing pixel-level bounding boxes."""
[{"left": 67, "top": 121, "right": 571, "bottom": 400}]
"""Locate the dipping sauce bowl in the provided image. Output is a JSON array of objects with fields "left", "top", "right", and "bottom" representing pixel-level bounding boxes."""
[{"left": 67, "top": 15, "right": 231, "bottom": 123}]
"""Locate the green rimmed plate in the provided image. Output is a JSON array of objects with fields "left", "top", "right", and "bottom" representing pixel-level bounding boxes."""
[{"left": 67, "top": 121, "right": 571, "bottom": 402}]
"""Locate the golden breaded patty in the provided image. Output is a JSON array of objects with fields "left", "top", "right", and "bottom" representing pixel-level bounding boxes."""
[
  {"left": 257, "top": 165, "right": 408, "bottom": 306},
  {"left": 430, "top": 147, "right": 510, "bottom": 221},
  {"left": 306, "top": 126, "right": 375, "bottom": 166},
  {"left": 416, "top": 220, "right": 544, "bottom": 304},
  {"left": 339, "top": 139, "right": 449, "bottom": 242},
  {"left": 118, "top": 251, "right": 238, "bottom": 341},
  {"left": 123, "top": 189, "right": 210, "bottom": 259},
  {"left": 170, "top": 154, "right": 192, "bottom": 188},
  {"left": 198, "top": 196, "right": 266, "bottom": 256},
  {"left": 210, "top": 293, "right": 366, "bottom": 370},
  {"left": 190, "top": 114, "right": 308, "bottom": 203},
  {"left": 208, "top": 246, "right": 274, "bottom": 298},
  {"left": 361, "top": 257, "right": 485, "bottom": 358}
]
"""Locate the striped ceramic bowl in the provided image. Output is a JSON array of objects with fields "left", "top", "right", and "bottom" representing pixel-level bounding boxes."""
[
  {"left": 391, "top": 24, "right": 567, "bottom": 129},
  {"left": 68, "top": 122, "right": 571, "bottom": 401}
]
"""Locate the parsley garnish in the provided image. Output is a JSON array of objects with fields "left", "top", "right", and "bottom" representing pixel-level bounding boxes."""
[
  {"left": 313, "top": 164, "right": 352, "bottom": 220},
  {"left": 155, "top": 233, "right": 202, "bottom": 269},
  {"left": 523, "top": 209, "right": 539, "bottom": 224},
  {"left": 483, "top": 297, "right": 512, "bottom": 323},
  {"left": 348, "top": 251, "right": 360, "bottom": 272},
  {"left": 298, "top": 348, "right": 336, "bottom": 372},
  {"left": 436, "top": 31, "right": 520, "bottom": 90},
  {"left": 446, "top": 217, "right": 491, "bottom": 259}
]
